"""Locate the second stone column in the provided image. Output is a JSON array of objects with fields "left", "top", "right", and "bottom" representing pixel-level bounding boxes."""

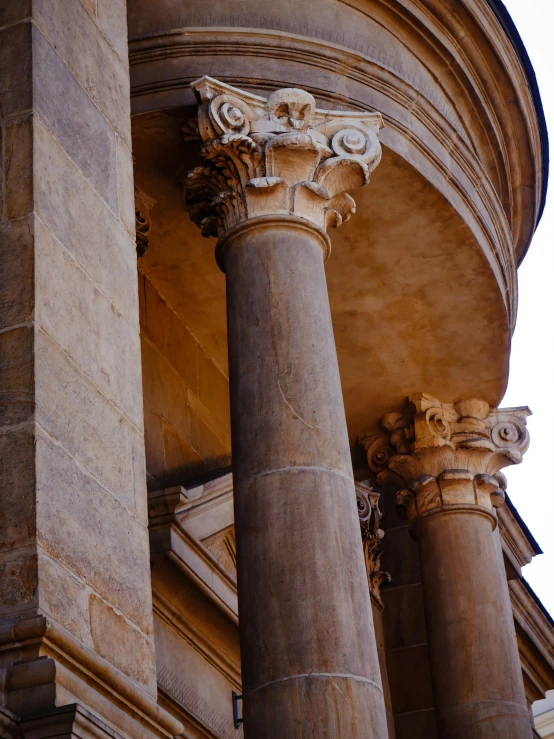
[{"left": 184, "top": 77, "right": 388, "bottom": 737}]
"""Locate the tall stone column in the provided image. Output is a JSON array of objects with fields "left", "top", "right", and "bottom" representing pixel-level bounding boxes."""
[
  {"left": 184, "top": 77, "right": 388, "bottom": 737},
  {"left": 362, "top": 394, "right": 533, "bottom": 739}
]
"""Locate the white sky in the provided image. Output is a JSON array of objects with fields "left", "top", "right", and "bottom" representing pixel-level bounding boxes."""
[{"left": 501, "top": 0, "right": 554, "bottom": 615}]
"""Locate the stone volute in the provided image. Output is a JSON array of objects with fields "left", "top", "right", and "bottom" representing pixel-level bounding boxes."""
[
  {"left": 361, "top": 394, "right": 533, "bottom": 739},
  {"left": 183, "top": 76, "right": 388, "bottom": 738}
]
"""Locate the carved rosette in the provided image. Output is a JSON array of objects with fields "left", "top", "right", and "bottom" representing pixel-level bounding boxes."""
[
  {"left": 360, "top": 394, "right": 530, "bottom": 526},
  {"left": 356, "top": 481, "right": 391, "bottom": 607},
  {"left": 183, "top": 76, "right": 383, "bottom": 242}
]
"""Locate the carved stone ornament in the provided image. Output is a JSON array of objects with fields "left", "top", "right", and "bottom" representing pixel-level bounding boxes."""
[
  {"left": 360, "top": 394, "right": 530, "bottom": 525},
  {"left": 356, "top": 481, "right": 391, "bottom": 607},
  {"left": 135, "top": 187, "right": 156, "bottom": 258},
  {"left": 183, "top": 76, "right": 383, "bottom": 241}
]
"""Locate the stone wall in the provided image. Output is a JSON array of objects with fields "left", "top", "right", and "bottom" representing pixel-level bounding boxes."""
[
  {"left": 0, "top": 3, "right": 178, "bottom": 733},
  {"left": 139, "top": 272, "right": 231, "bottom": 478}
]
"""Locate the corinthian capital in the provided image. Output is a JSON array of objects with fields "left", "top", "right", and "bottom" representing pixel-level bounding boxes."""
[
  {"left": 360, "top": 394, "right": 530, "bottom": 524},
  {"left": 183, "top": 76, "right": 383, "bottom": 241}
]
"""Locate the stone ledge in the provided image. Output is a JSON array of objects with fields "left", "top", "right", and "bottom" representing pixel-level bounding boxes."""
[{"left": 0, "top": 616, "right": 182, "bottom": 738}]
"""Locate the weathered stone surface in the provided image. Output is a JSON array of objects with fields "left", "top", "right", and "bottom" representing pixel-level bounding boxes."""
[
  {"left": 5, "top": 115, "right": 33, "bottom": 218},
  {"left": 33, "top": 0, "right": 131, "bottom": 143},
  {"left": 96, "top": 0, "right": 129, "bottom": 63},
  {"left": 143, "top": 400, "right": 166, "bottom": 476},
  {"left": 0, "top": 217, "right": 34, "bottom": 330},
  {"left": 0, "top": 22, "right": 32, "bottom": 120},
  {"left": 382, "top": 583, "right": 427, "bottom": 651},
  {"left": 140, "top": 276, "right": 198, "bottom": 393},
  {"left": 116, "top": 134, "right": 135, "bottom": 235},
  {"left": 188, "top": 396, "right": 229, "bottom": 458},
  {"left": 79, "top": 0, "right": 97, "bottom": 17},
  {"left": 141, "top": 337, "right": 190, "bottom": 441},
  {"left": 0, "top": 546, "right": 37, "bottom": 614},
  {"left": 34, "top": 216, "right": 142, "bottom": 428},
  {"left": 37, "top": 549, "right": 92, "bottom": 646},
  {"left": 162, "top": 420, "right": 201, "bottom": 469},
  {"left": 35, "top": 429, "right": 153, "bottom": 637},
  {"left": 131, "top": 428, "right": 149, "bottom": 525},
  {"left": 197, "top": 345, "right": 230, "bottom": 438},
  {"left": 0, "top": 2, "right": 32, "bottom": 28},
  {"left": 0, "top": 427, "right": 36, "bottom": 552},
  {"left": 35, "top": 328, "right": 137, "bottom": 509},
  {"left": 33, "top": 27, "right": 118, "bottom": 212},
  {"left": 89, "top": 594, "right": 156, "bottom": 692},
  {"left": 0, "top": 326, "right": 34, "bottom": 427},
  {"left": 33, "top": 118, "right": 138, "bottom": 326},
  {"left": 386, "top": 644, "right": 434, "bottom": 715},
  {"left": 394, "top": 710, "right": 437, "bottom": 739}
]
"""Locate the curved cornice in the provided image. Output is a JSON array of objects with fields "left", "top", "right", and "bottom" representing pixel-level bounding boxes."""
[
  {"left": 486, "top": 0, "right": 548, "bottom": 226},
  {"left": 130, "top": 26, "right": 518, "bottom": 323},
  {"left": 128, "top": 0, "right": 546, "bottom": 323}
]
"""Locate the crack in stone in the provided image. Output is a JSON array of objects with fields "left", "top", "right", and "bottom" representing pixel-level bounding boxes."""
[{"left": 277, "top": 376, "right": 327, "bottom": 432}]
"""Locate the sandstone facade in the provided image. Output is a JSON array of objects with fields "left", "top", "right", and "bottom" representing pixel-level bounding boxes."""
[{"left": 0, "top": 1, "right": 551, "bottom": 737}]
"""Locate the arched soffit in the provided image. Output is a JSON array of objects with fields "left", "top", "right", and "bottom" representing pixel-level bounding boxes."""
[
  {"left": 132, "top": 109, "right": 510, "bottom": 438},
  {"left": 128, "top": 0, "right": 546, "bottom": 330}
]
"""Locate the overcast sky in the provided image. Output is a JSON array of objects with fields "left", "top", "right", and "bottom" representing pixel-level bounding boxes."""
[{"left": 500, "top": 0, "right": 554, "bottom": 615}]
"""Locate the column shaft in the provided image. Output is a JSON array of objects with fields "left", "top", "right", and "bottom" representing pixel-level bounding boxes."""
[
  {"left": 416, "top": 508, "right": 531, "bottom": 739},
  {"left": 223, "top": 217, "right": 388, "bottom": 737}
]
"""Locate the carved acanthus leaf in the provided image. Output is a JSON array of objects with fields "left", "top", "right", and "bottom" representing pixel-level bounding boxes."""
[
  {"left": 135, "top": 188, "right": 156, "bottom": 258},
  {"left": 183, "top": 76, "right": 383, "bottom": 239},
  {"left": 359, "top": 394, "right": 530, "bottom": 522},
  {"left": 356, "top": 481, "right": 391, "bottom": 607}
]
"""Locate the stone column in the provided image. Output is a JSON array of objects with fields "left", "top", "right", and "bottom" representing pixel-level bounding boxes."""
[
  {"left": 362, "top": 395, "right": 533, "bottom": 739},
  {"left": 184, "top": 77, "right": 388, "bottom": 737}
]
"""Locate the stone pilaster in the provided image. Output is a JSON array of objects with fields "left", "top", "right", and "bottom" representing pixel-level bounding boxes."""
[
  {"left": 184, "top": 77, "right": 388, "bottom": 738},
  {"left": 362, "top": 394, "right": 533, "bottom": 739},
  {"left": 0, "top": 4, "right": 179, "bottom": 736}
]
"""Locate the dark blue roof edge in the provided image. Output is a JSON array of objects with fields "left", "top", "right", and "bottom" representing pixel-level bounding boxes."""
[{"left": 486, "top": 0, "right": 549, "bottom": 229}]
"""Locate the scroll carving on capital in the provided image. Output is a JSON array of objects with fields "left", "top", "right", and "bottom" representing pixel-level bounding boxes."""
[
  {"left": 182, "top": 76, "right": 383, "bottom": 239},
  {"left": 356, "top": 481, "right": 391, "bottom": 607},
  {"left": 359, "top": 394, "right": 530, "bottom": 524}
]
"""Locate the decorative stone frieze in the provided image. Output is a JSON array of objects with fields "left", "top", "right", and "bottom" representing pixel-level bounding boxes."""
[
  {"left": 183, "top": 76, "right": 383, "bottom": 242},
  {"left": 361, "top": 394, "right": 530, "bottom": 525},
  {"left": 356, "top": 481, "right": 391, "bottom": 607}
]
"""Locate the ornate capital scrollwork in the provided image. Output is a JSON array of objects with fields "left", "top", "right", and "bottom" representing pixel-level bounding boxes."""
[
  {"left": 183, "top": 76, "right": 383, "bottom": 242},
  {"left": 356, "top": 481, "right": 391, "bottom": 607},
  {"left": 360, "top": 394, "right": 530, "bottom": 525}
]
